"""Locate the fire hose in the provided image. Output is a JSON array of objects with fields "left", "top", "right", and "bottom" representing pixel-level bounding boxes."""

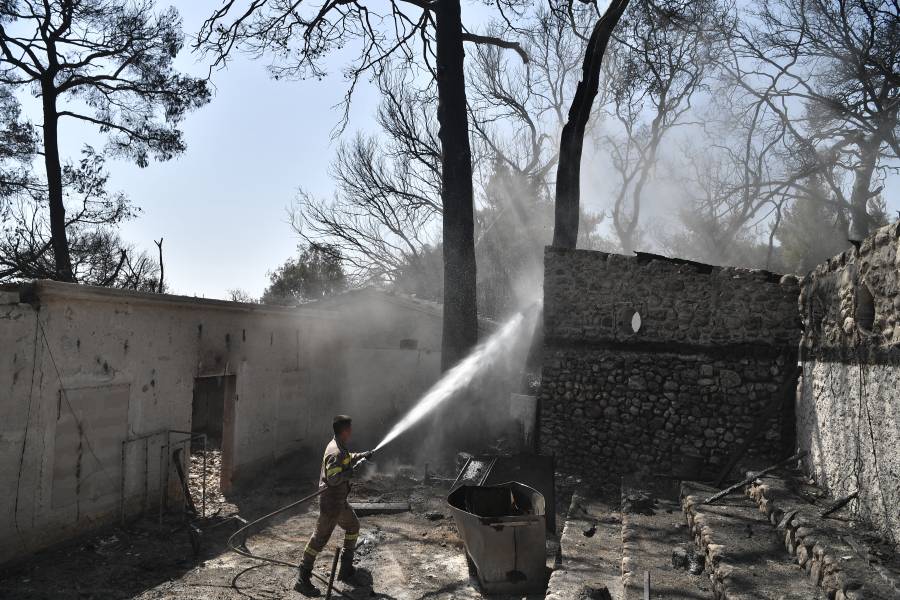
[{"left": 226, "top": 454, "right": 375, "bottom": 597}]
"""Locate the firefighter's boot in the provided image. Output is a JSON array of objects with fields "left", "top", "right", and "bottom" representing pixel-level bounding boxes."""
[
  {"left": 337, "top": 550, "right": 359, "bottom": 583},
  {"left": 294, "top": 565, "right": 320, "bottom": 597}
]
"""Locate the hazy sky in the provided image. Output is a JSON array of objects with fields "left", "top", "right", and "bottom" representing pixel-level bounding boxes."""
[{"left": 14, "top": 2, "right": 900, "bottom": 299}]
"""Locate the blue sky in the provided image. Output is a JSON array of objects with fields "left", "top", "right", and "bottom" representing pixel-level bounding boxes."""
[
  {"left": 28, "top": 3, "right": 385, "bottom": 299},
  {"left": 120, "top": 5, "right": 389, "bottom": 299}
]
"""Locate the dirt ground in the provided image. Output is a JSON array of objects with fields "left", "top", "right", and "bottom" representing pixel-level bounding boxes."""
[{"left": 0, "top": 453, "right": 552, "bottom": 600}]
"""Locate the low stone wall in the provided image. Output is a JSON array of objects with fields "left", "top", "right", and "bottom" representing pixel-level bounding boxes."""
[
  {"left": 747, "top": 475, "right": 900, "bottom": 599},
  {"left": 539, "top": 248, "right": 801, "bottom": 479},
  {"left": 797, "top": 222, "right": 900, "bottom": 548}
]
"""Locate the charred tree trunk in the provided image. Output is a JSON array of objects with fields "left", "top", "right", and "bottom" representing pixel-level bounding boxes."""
[
  {"left": 553, "top": 0, "right": 630, "bottom": 249},
  {"left": 41, "top": 83, "right": 75, "bottom": 282},
  {"left": 155, "top": 237, "right": 165, "bottom": 293},
  {"left": 847, "top": 135, "right": 880, "bottom": 242},
  {"left": 435, "top": 0, "right": 478, "bottom": 371}
]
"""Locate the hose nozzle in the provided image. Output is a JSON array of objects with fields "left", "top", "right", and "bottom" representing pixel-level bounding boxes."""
[{"left": 351, "top": 449, "right": 376, "bottom": 469}]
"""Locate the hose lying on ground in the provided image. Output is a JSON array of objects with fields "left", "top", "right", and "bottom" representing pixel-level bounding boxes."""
[{"left": 226, "top": 456, "right": 374, "bottom": 597}]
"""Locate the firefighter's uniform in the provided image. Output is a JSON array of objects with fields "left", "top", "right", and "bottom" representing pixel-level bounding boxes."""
[{"left": 300, "top": 437, "right": 361, "bottom": 570}]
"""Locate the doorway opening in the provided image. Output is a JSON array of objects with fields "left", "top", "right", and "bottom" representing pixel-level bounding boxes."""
[{"left": 190, "top": 375, "right": 236, "bottom": 511}]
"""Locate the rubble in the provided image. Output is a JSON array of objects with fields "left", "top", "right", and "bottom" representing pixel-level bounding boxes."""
[
  {"left": 188, "top": 448, "right": 235, "bottom": 517},
  {"left": 0, "top": 457, "right": 549, "bottom": 600},
  {"left": 747, "top": 472, "right": 900, "bottom": 599},
  {"left": 683, "top": 480, "right": 828, "bottom": 599}
]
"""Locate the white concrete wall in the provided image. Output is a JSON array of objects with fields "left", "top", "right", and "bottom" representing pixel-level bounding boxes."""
[
  {"left": 0, "top": 281, "right": 346, "bottom": 563},
  {"left": 1, "top": 282, "right": 506, "bottom": 563},
  {"left": 326, "top": 293, "right": 444, "bottom": 451}
]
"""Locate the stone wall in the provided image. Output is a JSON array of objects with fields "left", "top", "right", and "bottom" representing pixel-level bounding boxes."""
[
  {"left": 539, "top": 248, "right": 801, "bottom": 479},
  {"left": 797, "top": 223, "right": 900, "bottom": 547}
]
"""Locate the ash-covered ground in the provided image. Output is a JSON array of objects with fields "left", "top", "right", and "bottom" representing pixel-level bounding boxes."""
[{"left": 0, "top": 452, "right": 552, "bottom": 600}]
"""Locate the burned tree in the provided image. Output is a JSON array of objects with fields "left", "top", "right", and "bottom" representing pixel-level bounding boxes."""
[
  {"left": 552, "top": 0, "right": 629, "bottom": 249},
  {"left": 198, "top": 0, "right": 526, "bottom": 369},
  {"left": 290, "top": 71, "right": 442, "bottom": 289},
  {"left": 0, "top": 0, "right": 209, "bottom": 282},
  {"left": 665, "top": 0, "right": 899, "bottom": 268},
  {"left": 599, "top": 0, "right": 716, "bottom": 254},
  {"left": 434, "top": 0, "right": 478, "bottom": 368},
  {"left": 468, "top": 14, "right": 607, "bottom": 314},
  {"left": 293, "top": 11, "right": 607, "bottom": 317},
  {"left": 0, "top": 148, "right": 162, "bottom": 289},
  {"left": 0, "top": 84, "right": 35, "bottom": 203},
  {"left": 720, "top": 0, "right": 900, "bottom": 242}
]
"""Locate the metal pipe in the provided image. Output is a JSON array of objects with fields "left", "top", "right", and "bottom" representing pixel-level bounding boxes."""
[
  {"left": 143, "top": 437, "right": 149, "bottom": 513},
  {"left": 120, "top": 441, "right": 127, "bottom": 525},
  {"left": 167, "top": 429, "right": 199, "bottom": 436},
  {"left": 168, "top": 437, "right": 194, "bottom": 519},
  {"left": 120, "top": 431, "right": 171, "bottom": 524},
  {"left": 325, "top": 548, "right": 341, "bottom": 600},
  {"left": 158, "top": 444, "right": 166, "bottom": 524},
  {"left": 166, "top": 430, "right": 210, "bottom": 519},
  {"left": 201, "top": 433, "right": 207, "bottom": 519}
]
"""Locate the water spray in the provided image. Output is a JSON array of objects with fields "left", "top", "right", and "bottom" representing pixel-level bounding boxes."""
[
  {"left": 373, "top": 300, "right": 542, "bottom": 452},
  {"left": 225, "top": 301, "right": 542, "bottom": 585}
]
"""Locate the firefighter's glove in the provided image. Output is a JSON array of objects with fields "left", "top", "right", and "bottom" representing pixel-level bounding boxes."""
[{"left": 352, "top": 450, "right": 375, "bottom": 465}]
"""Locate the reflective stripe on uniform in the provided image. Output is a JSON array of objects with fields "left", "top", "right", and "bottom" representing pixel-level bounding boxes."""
[
  {"left": 344, "top": 533, "right": 358, "bottom": 540},
  {"left": 326, "top": 465, "right": 344, "bottom": 477},
  {"left": 342, "top": 456, "right": 352, "bottom": 465},
  {"left": 304, "top": 545, "right": 319, "bottom": 556}
]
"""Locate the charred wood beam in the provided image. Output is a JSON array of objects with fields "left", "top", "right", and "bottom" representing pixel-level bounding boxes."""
[{"left": 702, "top": 451, "right": 808, "bottom": 505}]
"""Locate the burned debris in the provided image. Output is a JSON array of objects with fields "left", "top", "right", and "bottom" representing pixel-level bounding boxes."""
[
  {"left": 3, "top": 223, "right": 900, "bottom": 599},
  {"left": 1, "top": 0, "right": 898, "bottom": 596}
]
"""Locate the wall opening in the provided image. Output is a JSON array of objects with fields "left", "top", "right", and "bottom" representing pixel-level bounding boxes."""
[
  {"left": 191, "top": 375, "right": 236, "bottom": 502},
  {"left": 855, "top": 284, "right": 875, "bottom": 334}
]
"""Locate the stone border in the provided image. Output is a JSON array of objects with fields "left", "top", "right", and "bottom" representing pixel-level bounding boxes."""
[
  {"left": 545, "top": 488, "right": 622, "bottom": 600},
  {"left": 681, "top": 486, "right": 732, "bottom": 600},
  {"left": 747, "top": 477, "right": 900, "bottom": 600},
  {"left": 620, "top": 505, "right": 637, "bottom": 591}
]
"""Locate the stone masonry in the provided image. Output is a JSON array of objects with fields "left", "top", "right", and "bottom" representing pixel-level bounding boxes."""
[
  {"left": 797, "top": 222, "right": 900, "bottom": 547},
  {"left": 539, "top": 248, "right": 801, "bottom": 479}
]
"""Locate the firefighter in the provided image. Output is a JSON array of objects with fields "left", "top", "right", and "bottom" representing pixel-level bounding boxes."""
[{"left": 295, "top": 415, "right": 373, "bottom": 597}]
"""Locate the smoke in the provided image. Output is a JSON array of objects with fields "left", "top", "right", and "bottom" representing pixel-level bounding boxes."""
[
  {"left": 373, "top": 301, "right": 542, "bottom": 453},
  {"left": 302, "top": 281, "right": 544, "bottom": 469}
]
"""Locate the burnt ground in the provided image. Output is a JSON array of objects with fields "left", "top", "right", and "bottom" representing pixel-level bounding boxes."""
[{"left": 0, "top": 452, "right": 552, "bottom": 600}]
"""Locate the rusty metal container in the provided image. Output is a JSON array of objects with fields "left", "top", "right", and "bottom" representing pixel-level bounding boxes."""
[
  {"left": 451, "top": 454, "right": 556, "bottom": 533},
  {"left": 447, "top": 481, "right": 547, "bottom": 594}
]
